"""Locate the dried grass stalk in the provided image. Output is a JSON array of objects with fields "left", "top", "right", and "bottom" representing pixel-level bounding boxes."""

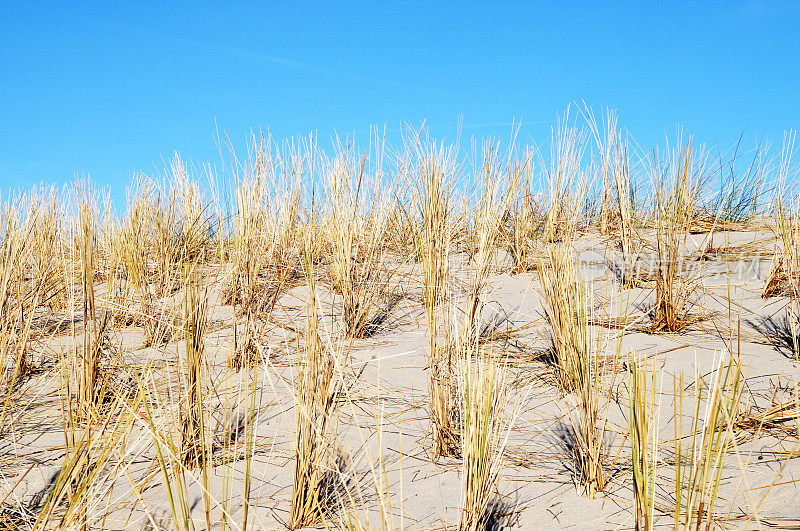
[
  {"left": 652, "top": 140, "right": 706, "bottom": 332},
  {"left": 628, "top": 352, "right": 658, "bottom": 530},
  {"left": 290, "top": 240, "right": 340, "bottom": 528},
  {"left": 458, "top": 350, "right": 504, "bottom": 531},
  {"left": 419, "top": 144, "right": 459, "bottom": 457}
]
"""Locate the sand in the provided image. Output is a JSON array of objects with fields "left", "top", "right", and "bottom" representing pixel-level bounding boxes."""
[{"left": 3, "top": 228, "right": 800, "bottom": 530}]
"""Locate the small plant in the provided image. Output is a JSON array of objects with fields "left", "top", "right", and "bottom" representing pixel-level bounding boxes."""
[
  {"left": 542, "top": 114, "right": 588, "bottom": 243},
  {"left": 764, "top": 134, "right": 800, "bottom": 355},
  {"left": 325, "top": 149, "right": 392, "bottom": 339},
  {"left": 180, "top": 268, "right": 209, "bottom": 472},
  {"left": 537, "top": 244, "right": 589, "bottom": 392},
  {"left": 673, "top": 353, "right": 743, "bottom": 529},
  {"left": 538, "top": 243, "right": 607, "bottom": 496},
  {"left": 571, "top": 317, "right": 607, "bottom": 499},
  {"left": 290, "top": 237, "right": 341, "bottom": 528},
  {"left": 120, "top": 183, "right": 173, "bottom": 347},
  {"left": 458, "top": 346, "right": 505, "bottom": 531},
  {"left": 505, "top": 153, "right": 540, "bottom": 274},
  {"left": 227, "top": 145, "right": 277, "bottom": 369},
  {"left": 460, "top": 144, "right": 508, "bottom": 345},
  {"left": 76, "top": 194, "right": 110, "bottom": 419},
  {"left": 418, "top": 143, "right": 460, "bottom": 457},
  {"left": 586, "top": 108, "right": 638, "bottom": 286},
  {"left": 651, "top": 139, "right": 707, "bottom": 332},
  {"left": 627, "top": 351, "right": 658, "bottom": 530},
  {"left": 0, "top": 205, "right": 28, "bottom": 393}
]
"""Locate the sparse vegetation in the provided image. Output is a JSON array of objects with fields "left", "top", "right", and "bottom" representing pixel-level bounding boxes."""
[
  {"left": 1, "top": 116, "right": 799, "bottom": 529},
  {"left": 651, "top": 139, "right": 707, "bottom": 333},
  {"left": 627, "top": 351, "right": 658, "bottom": 531}
]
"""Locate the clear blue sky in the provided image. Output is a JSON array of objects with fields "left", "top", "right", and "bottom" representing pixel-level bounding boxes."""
[{"left": 1, "top": 1, "right": 798, "bottom": 205}]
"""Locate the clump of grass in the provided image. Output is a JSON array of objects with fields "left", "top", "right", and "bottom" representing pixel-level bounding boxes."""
[
  {"left": 119, "top": 182, "right": 175, "bottom": 346},
  {"left": 586, "top": 108, "right": 639, "bottom": 286},
  {"left": 460, "top": 144, "right": 510, "bottom": 342},
  {"left": 627, "top": 351, "right": 658, "bottom": 530},
  {"left": 613, "top": 140, "right": 637, "bottom": 287},
  {"left": 180, "top": 267, "right": 209, "bottom": 472},
  {"left": 771, "top": 199, "right": 800, "bottom": 357},
  {"left": 763, "top": 134, "right": 800, "bottom": 354},
  {"left": 538, "top": 243, "right": 607, "bottom": 496},
  {"left": 673, "top": 353, "right": 743, "bottom": 529},
  {"left": 386, "top": 153, "right": 424, "bottom": 263},
  {"left": 0, "top": 204, "right": 27, "bottom": 388},
  {"left": 458, "top": 345, "right": 505, "bottom": 531},
  {"left": 426, "top": 143, "right": 511, "bottom": 467},
  {"left": 170, "top": 155, "right": 213, "bottom": 262},
  {"left": 542, "top": 114, "right": 588, "bottom": 243},
  {"left": 290, "top": 239, "right": 341, "bottom": 528},
  {"left": 505, "top": 152, "right": 540, "bottom": 274},
  {"left": 651, "top": 139, "right": 707, "bottom": 332},
  {"left": 762, "top": 260, "right": 788, "bottom": 299},
  {"left": 418, "top": 142, "right": 460, "bottom": 457},
  {"left": 227, "top": 140, "right": 281, "bottom": 369},
  {"left": 700, "top": 138, "right": 766, "bottom": 236},
  {"left": 26, "top": 188, "right": 66, "bottom": 313},
  {"left": 584, "top": 106, "right": 615, "bottom": 236},
  {"left": 537, "top": 244, "right": 590, "bottom": 392},
  {"left": 571, "top": 320, "right": 607, "bottom": 499},
  {"left": 324, "top": 146, "right": 392, "bottom": 339},
  {"left": 76, "top": 193, "right": 110, "bottom": 419},
  {"left": 34, "top": 391, "right": 140, "bottom": 529}
]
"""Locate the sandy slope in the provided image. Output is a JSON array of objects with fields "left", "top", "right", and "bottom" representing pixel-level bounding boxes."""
[{"left": 3, "top": 229, "right": 800, "bottom": 529}]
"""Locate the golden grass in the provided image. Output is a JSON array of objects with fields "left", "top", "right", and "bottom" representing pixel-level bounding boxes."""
[
  {"left": 537, "top": 244, "right": 590, "bottom": 393},
  {"left": 290, "top": 233, "right": 342, "bottom": 528},
  {"left": 627, "top": 351, "right": 658, "bottom": 530},
  {"left": 651, "top": 139, "right": 706, "bottom": 333},
  {"left": 458, "top": 349, "right": 505, "bottom": 531},
  {"left": 673, "top": 353, "right": 744, "bottom": 528},
  {"left": 419, "top": 141, "right": 460, "bottom": 457},
  {"left": 0, "top": 117, "right": 797, "bottom": 529}
]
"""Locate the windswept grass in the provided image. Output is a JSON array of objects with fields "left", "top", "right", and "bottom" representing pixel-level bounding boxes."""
[
  {"left": 651, "top": 139, "right": 707, "bottom": 332},
  {"left": 290, "top": 234, "right": 342, "bottom": 528},
  {"left": 627, "top": 351, "right": 658, "bottom": 531},
  {"left": 0, "top": 116, "right": 796, "bottom": 529},
  {"left": 673, "top": 353, "right": 744, "bottom": 529},
  {"left": 418, "top": 141, "right": 459, "bottom": 457}
]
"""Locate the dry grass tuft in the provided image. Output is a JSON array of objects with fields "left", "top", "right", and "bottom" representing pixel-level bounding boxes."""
[
  {"left": 651, "top": 140, "right": 706, "bottom": 333},
  {"left": 418, "top": 142, "right": 460, "bottom": 457},
  {"left": 290, "top": 238, "right": 342, "bottom": 528},
  {"left": 458, "top": 350, "right": 505, "bottom": 531},
  {"left": 537, "top": 244, "right": 590, "bottom": 393},
  {"left": 538, "top": 243, "right": 608, "bottom": 496},
  {"left": 1, "top": 117, "right": 797, "bottom": 529},
  {"left": 627, "top": 351, "right": 658, "bottom": 530}
]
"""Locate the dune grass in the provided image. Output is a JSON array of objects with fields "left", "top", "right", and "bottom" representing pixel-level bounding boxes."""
[
  {"left": 627, "top": 351, "right": 658, "bottom": 531},
  {"left": 0, "top": 116, "right": 797, "bottom": 529},
  {"left": 673, "top": 353, "right": 744, "bottom": 529},
  {"left": 290, "top": 232, "right": 342, "bottom": 528},
  {"left": 418, "top": 141, "right": 460, "bottom": 458},
  {"left": 651, "top": 139, "right": 707, "bottom": 333}
]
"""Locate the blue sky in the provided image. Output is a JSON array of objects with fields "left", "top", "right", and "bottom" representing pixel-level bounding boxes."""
[{"left": 1, "top": 1, "right": 798, "bottom": 206}]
